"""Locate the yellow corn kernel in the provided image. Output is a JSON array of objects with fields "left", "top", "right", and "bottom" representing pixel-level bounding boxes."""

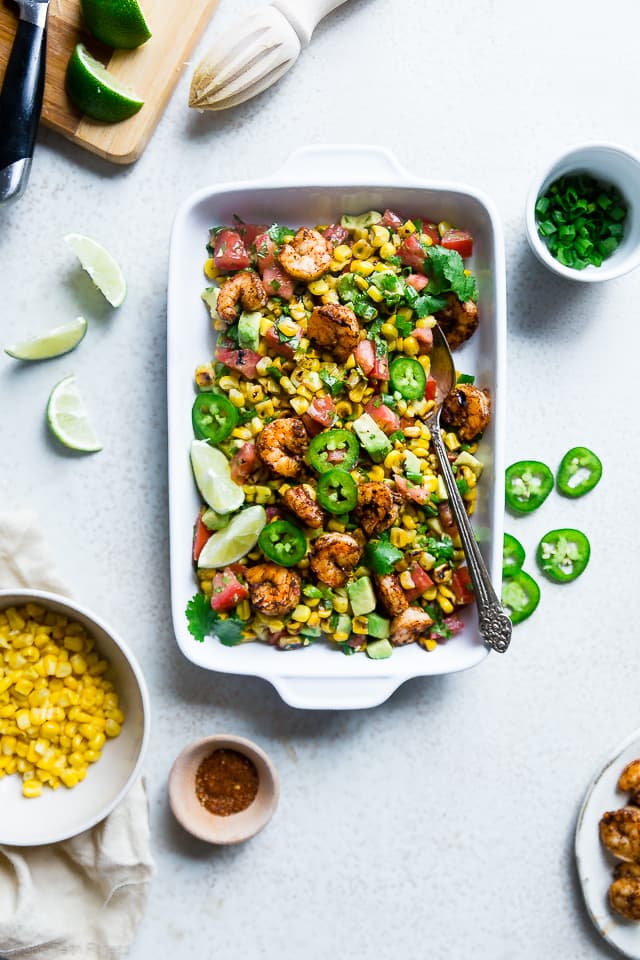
[
  {"left": 380, "top": 322, "right": 397, "bottom": 340},
  {"left": 15, "top": 741, "right": 28, "bottom": 757},
  {"left": 398, "top": 220, "right": 416, "bottom": 238},
  {"left": 88, "top": 732, "right": 106, "bottom": 752},
  {"left": 16, "top": 710, "right": 30, "bottom": 731},
  {"left": 204, "top": 258, "right": 220, "bottom": 280},
  {"left": 105, "top": 718, "right": 122, "bottom": 738},
  {"left": 236, "top": 600, "right": 251, "bottom": 622},
  {"left": 278, "top": 317, "right": 299, "bottom": 337},
  {"left": 40, "top": 721, "right": 60, "bottom": 740},
  {"left": 390, "top": 528, "right": 410, "bottom": 549},
  {"left": 348, "top": 384, "right": 367, "bottom": 403},
  {"left": 22, "top": 779, "right": 43, "bottom": 799},
  {"left": 438, "top": 220, "right": 452, "bottom": 237},
  {"left": 384, "top": 450, "right": 405, "bottom": 471},
  {"left": 6, "top": 608, "right": 26, "bottom": 630},
  {"left": 291, "top": 605, "right": 311, "bottom": 624},
  {"left": 402, "top": 514, "right": 417, "bottom": 531},
  {"left": 335, "top": 401, "right": 353, "bottom": 419},
  {"left": 289, "top": 301, "right": 306, "bottom": 322},
  {"left": 317, "top": 608, "right": 332, "bottom": 619},
  {"left": 307, "top": 612, "right": 321, "bottom": 629},
  {"left": 289, "top": 395, "right": 309, "bottom": 415},
  {"left": 84, "top": 749, "right": 101, "bottom": 764},
  {"left": 302, "top": 370, "right": 322, "bottom": 392},
  {"left": 350, "top": 260, "right": 375, "bottom": 277},
  {"left": 0, "top": 704, "right": 15, "bottom": 719},
  {"left": 421, "top": 638, "right": 438, "bottom": 652},
  {"left": 63, "top": 634, "right": 84, "bottom": 653},
  {"left": 351, "top": 239, "right": 374, "bottom": 259},
  {"left": 307, "top": 279, "right": 329, "bottom": 297},
  {"left": 366, "top": 285, "right": 384, "bottom": 304},
  {"left": 379, "top": 241, "right": 396, "bottom": 261},
  {"left": 334, "top": 631, "right": 350, "bottom": 643},
  {"left": 368, "top": 465, "right": 385, "bottom": 482},
  {"left": 54, "top": 661, "right": 72, "bottom": 679},
  {"left": 402, "top": 335, "right": 420, "bottom": 357},
  {"left": 60, "top": 768, "right": 80, "bottom": 789},
  {"left": 13, "top": 678, "right": 34, "bottom": 698},
  {"left": 370, "top": 225, "right": 390, "bottom": 247},
  {"left": 228, "top": 388, "right": 245, "bottom": 408},
  {"left": 279, "top": 376, "right": 296, "bottom": 396},
  {"left": 0, "top": 677, "right": 11, "bottom": 695},
  {"left": 219, "top": 374, "right": 240, "bottom": 393},
  {"left": 443, "top": 432, "right": 461, "bottom": 452},
  {"left": 1, "top": 735, "right": 16, "bottom": 756},
  {"left": 437, "top": 595, "right": 455, "bottom": 615},
  {"left": 351, "top": 616, "right": 369, "bottom": 635},
  {"left": 69, "top": 654, "right": 87, "bottom": 676},
  {"left": 399, "top": 570, "right": 416, "bottom": 590},
  {"left": 333, "top": 244, "right": 352, "bottom": 262}
]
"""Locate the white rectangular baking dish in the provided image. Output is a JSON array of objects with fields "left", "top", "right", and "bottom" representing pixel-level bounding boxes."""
[{"left": 167, "top": 144, "right": 507, "bottom": 710}]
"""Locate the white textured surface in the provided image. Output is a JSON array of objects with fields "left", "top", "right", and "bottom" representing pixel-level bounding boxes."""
[{"left": 0, "top": 0, "right": 638, "bottom": 956}]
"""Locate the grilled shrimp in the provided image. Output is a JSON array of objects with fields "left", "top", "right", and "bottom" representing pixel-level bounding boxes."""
[
  {"left": 435, "top": 293, "right": 479, "bottom": 350},
  {"left": 245, "top": 563, "right": 301, "bottom": 617},
  {"left": 278, "top": 227, "right": 332, "bottom": 281},
  {"left": 309, "top": 532, "right": 362, "bottom": 588},
  {"left": 216, "top": 271, "right": 267, "bottom": 324},
  {"left": 282, "top": 485, "right": 325, "bottom": 529},
  {"left": 610, "top": 863, "right": 640, "bottom": 920},
  {"left": 619, "top": 760, "right": 640, "bottom": 794},
  {"left": 600, "top": 808, "right": 640, "bottom": 862},
  {"left": 354, "top": 482, "right": 400, "bottom": 538},
  {"left": 256, "top": 417, "right": 308, "bottom": 478},
  {"left": 307, "top": 303, "right": 360, "bottom": 363},
  {"left": 441, "top": 383, "right": 492, "bottom": 442},
  {"left": 390, "top": 606, "right": 434, "bottom": 646},
  {"left": 375, "top": 573, "right": 409, "bottom": 617}
]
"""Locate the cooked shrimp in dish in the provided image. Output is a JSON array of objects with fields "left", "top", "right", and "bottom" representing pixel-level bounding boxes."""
[
  {"left": 435, "top": 293, "right": 479, "bottom": 350},
  {"left": 307, "top": 304, "right": 360, "bottom": 363},
  {"left": 609, "top": 862, "right": 640, "bottom": 921},
  {"left": 278, "top": 227, "right": 332, "bottom": 281},
  {"left": 390, "top": 607, "right": 434, "bottom": 645},
  {"left": 374, "top": 573, "right": 409, "bottom": 617},
  {"left": 600, "top": 807, "right": 640, "bottom": 863},
  {"left": 441, "top": 383, "right": 491, "bottom": 442},
  {"left": 282, "top": 485, "right": 325, "bottom": 529},
  {"left": 256, "top": 417, "right": 308, "bottom": 478},
  {"left": 309, "top": 533, "right": 362, "bottom": 588},
  {"left": 216, "top": 270, "right": 267, "bottom": 323},
  {"left": 245, "top": 564, "right": 301, "bottom": 617},
  {"left": 354, "top": 482, "right": 400, "bottom": 538}
]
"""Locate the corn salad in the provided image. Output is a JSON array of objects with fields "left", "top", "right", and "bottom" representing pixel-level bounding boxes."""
[
  {"left": 0, "top": 604, "right": 123, "bottom": 798},
  {"left": 188, "top": 209, "right": 490, "bottom": 658}
]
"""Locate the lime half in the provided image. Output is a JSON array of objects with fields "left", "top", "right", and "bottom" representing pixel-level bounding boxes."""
[
  {"left": 65, "top": 233, "right": 127, "bottom": 308},
  {"left": 80, "top": 0, "right": 152, "bottom": 48},
  {"left": 66, "top": 44, "right": 144, "bottom": 124},
  {"left": 190, "top": 440, "right": 245, "bottom": 514},
  {"left": 198, "top": 505, "right": 267, "bottom": 569},
  {"left": 47, "top": 376, "right": 102, "bottom": 453},
  {"left": 5, "top": 317, "right": 88, "bottom": 361}
]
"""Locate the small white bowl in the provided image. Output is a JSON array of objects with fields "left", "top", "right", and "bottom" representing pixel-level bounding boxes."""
[
  {"left": 526, "top": 142, "right": 640, "bottom": 282},
  {"left": 0, "top": 589, "right": 150, "bottom": 846}
]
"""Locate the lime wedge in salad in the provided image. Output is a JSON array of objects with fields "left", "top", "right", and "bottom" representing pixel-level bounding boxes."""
[
  {"left": 47, "top": 376, "right": 102, "bottom": 453},
  {"left": 198, "top": 505, "right": 266, "bottom": 569},
  {"left": 65, "top": 44, "right": 144, "bottom": 124},
  {"left": 65, "top": 233, "right": 127, "bottom": 308},
  {"left": 5, "top": 317, "right": 88, "bottom": 361},
  {"left": 190, "top": 440, "right": 245, "bottom": 514}
]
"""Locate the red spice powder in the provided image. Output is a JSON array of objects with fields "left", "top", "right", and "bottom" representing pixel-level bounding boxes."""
[{"left": 195, "top": 748, "right": 259, "bottom": 816}]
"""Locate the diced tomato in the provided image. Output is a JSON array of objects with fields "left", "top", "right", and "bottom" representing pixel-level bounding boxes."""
[
  {"left": 210, "top": 567, "right": 249, "bottom": 613},
  {"left": 438, "top": 501, "right": 459, "bottom": 538},
  {"left": 235, "top": 222, "right": 268, "bottom": 249},
  {"left": 425, "top": 376, "right": 437, "bottom": 400},
  {"left": 397, "top": 233, "right": 427, "bottom": 272},
  {"left": 394, "top": 475, "right": 430, "bottom": 504},
  {"left": 192, "top": 513, "right": 211, "bottom": 563},
  {"left": 255, "top": 232, "right": 276, "bottom": 269},
  {"left": 301, "top": 415, "right": 323, "bottom": 437},
  {"left": 264, "top": 323, "right": 301, "bottom": 358},
  {"left": 441, "top": 229, "right": 473, "bottom": 259},
  {"left": 230, "top": 442, "right": 258, "bottom": 484},
  {"left": 306, "top": 396, "right": 336, "bottom": 428},
  {"left": 262, "top": 264, "right": 295, "bottom": 300},
  {"left": 403, "top": 562, "right": 435, "bottom": 601},
  {"left": 266, "top": 505, "right": 282, "bottom": 522},
  {"left": 380, "top": 209, "right": 403, "bottom": 228},
  {"left": 322, "top": 224, "right": 349, "bottom": 245},
  {"left": 443, "top": 614, "right": 465, "bottom": 635},
  {"left": 413, "top": 325, "right": 433, "bottom": 354},
  {"left": 364, "top": 398, "right": 400, "bottom": 435},
  {"left": 406, "top": 273, "right": 429, "bottom": 291},
  {"left": 420, "top": 221, "right": 441, "bottom": 245},
  {"left": 355, "top": 340, "right": 388, "bottom": 380},
  {"left": 215, "top": 346, "right": 261, "bottom": 379},
  {"left": 451, "top": 567, "right": 474, "bottom": 605},
  {"left": 213, "top": 230, "right": 250, "bottom": 272}
]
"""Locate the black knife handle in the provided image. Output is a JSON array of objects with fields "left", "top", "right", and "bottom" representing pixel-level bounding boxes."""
[{"left": 0, "top": 6, "right": 48, "bottom": 202}]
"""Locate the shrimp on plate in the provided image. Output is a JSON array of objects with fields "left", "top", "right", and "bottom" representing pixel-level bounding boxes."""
[
  {"left": 245, "top": 564, "right": 301, "bottom": 617},
  {"left": 256, "top": 417, "right": 308, "bottom": 479}
]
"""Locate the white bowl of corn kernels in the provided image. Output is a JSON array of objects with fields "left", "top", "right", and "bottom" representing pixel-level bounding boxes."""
[{"left": 0, "top": 589, "right": 149, "bottom": 845}]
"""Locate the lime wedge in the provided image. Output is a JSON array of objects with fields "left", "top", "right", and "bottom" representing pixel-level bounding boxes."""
[
  {"left": 198, "top": 505, "right": 266, "bottom": 569},
  {"left": 66, "top": 44, "right": 144, "bottom": 124},
  {"left": 190, "top": 440, "right": 245, "bottom": 514},
  {"left": 5, "top": 317, "right": 88, "bottom": 361},
  {"left": 80, "top": 0, "right": 152, "bottom": 49},
  {"left": 65, "top": 233, "right": 127, "bottom": 308},
  {"left": 47, "top": 376, "right": 102, "bottom": 453}
]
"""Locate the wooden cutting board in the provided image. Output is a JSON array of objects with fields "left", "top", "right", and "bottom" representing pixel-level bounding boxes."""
[{"left": 0, "top": 0, "right": 219, "bottom": 164}]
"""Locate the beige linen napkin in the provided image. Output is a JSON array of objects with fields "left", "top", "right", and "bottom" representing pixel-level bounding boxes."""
[{"left": 0, "top": 511, "right": 153, "bottom": 959}]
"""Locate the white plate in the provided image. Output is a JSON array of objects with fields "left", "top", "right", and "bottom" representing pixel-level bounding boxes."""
[
  {"left": 167, "top": 144, "right": 507, "bottom": 710},
  {"left": 576, "top": 728, "right": 640, "bottom": 957}
]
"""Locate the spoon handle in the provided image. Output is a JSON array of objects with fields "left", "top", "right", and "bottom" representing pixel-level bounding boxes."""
[
  {"left": 429, "top": 423, "right": 512, "bottom": 653},
  {"left": 273, "top": 0, "right": 350, "bottom": 46}
]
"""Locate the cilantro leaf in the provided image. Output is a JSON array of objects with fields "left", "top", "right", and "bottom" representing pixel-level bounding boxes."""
[
  {"left": 319, "top": 368, "right": 345, "bottom": 397},
  {"left": 364, "top": 539, "right": 404, "bottom": 574},
  {"left": 423, "top": 246, "right": 478, "bottom": 302},
  {"left": 185, "top": 593, "right": 218, "bottom": 643},
  {"left": 268, "top": 223, "right": 294, "bottom": 246},
  {"left": 424, "top": 535, "right": 455, "bottom": 563},
  {"left": 215, "top": 617, "right": 245, "bottom": 646}
]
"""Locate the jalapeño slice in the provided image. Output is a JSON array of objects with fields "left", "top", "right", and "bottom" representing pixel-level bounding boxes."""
[
  {"left": 258, "top": 520, "right": 307, "bottom": 567},
  {"left": 505, "top": 460, "right": 553, "bottom": 513},
  {"left": 536, "top": 528, "right": 590, "bottom": 583},
  {"left": 389, "top": 357, "right": 426, "bottom": 400},
  {"left": 192, "top": 392, "right": 238, "bottom": 444},
  {"left": 503, "top": 533, "right": 525, "bottom": 579},
  {"left": 556, "top": 446, "right": 602, "bottom": 498},
  {"left": 316, "top": 468, "right": 358, "bottom": 514},
  {"left": 501, "top": 570, "right": 540, "bottom": 624},
  {"left": 308, "top": 429, "right": 360, "bottom": 474}
]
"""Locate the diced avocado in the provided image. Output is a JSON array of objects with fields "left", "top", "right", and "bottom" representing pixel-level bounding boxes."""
[
  {"left": 299, "top": 625, "right": 322, "bottom": 638},
  {"left": 367, "top": 612, "right": 390, "bottom": 639},
  {"left": 366, "top": 638, "right": 393, "bottom": 660},
  {"left": 404, "top": 450, "right": 422, "bottom": 479},
  {"left": 352, "top": 413, "right": 392, "bottom": 464},
  {"left": 201, "top": 286, "right": 220, "bottom": 320},
  {"left": 340, "top": 211, "right": 382, "bottom": 231},
  {"left": 201, "top": 507, "right": 230, "bottom": 531},
  {"left": 454, "top": 450, "right": 484, "bottom": 478},
  {"left": 347, "top": 576, "right": 376, "bottom": 616},
  {"left": 333, "top": 613, "right": 352, "bottom": 639},
  {"left": 238, "top": 310, "right": 262, "bottom": 351}
]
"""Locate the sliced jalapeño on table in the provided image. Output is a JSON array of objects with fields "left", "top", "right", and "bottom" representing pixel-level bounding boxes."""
[
  {"left": 501, "top": 570, "right": 540, "bottom": 624},
  {"left": 505, "top": 460, "right": 554, "bottom": 513},
  {"left": 258, "top": 519, "right": 307, "bottom": 567},
  {"left": 192, "top": 392, "right": 238, "bottom": 444},
  {"left": 502, "top": 533, "right": 525, "bottom": 579},
  {"left": 536, "top": 528, "right": 590, "bottom": 583},
  {"left": 556, "top": 446, "right": 602, "bottom": 498}
]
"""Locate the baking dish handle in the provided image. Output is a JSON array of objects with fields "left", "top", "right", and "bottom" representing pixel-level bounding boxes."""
[
  {"left": 273, "top": 144, "right": 406, "bottom": 184},
  {"left": 272, "top": 675, "right": 402, "bottom": 711}
]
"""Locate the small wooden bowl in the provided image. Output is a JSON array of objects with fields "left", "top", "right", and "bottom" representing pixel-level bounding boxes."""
[{"left": 168, "top": 734, "right": 279, "bottom": 844}]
